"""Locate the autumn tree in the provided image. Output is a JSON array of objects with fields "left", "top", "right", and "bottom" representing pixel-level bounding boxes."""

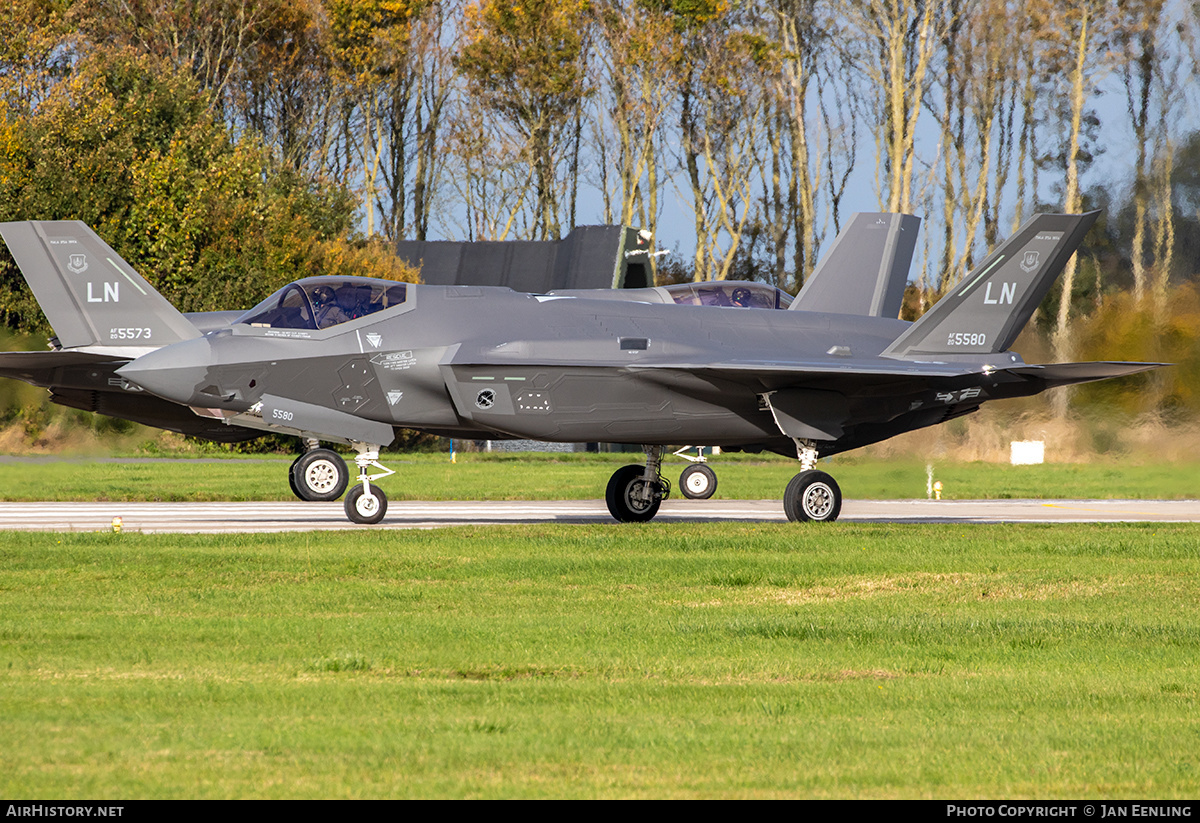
[
  {"left": 751, "top": 0, "right": 837, "bottom": 289},
  {"left": 234, "top": 1, "right": 331, "bottom": 174},
  {"left": 929, "top": 0, "right": 1021, "bottom": 290},
  {"left": 1029, "top": 0, "right": 1111, "bottom": 371},
  {"left": 391, "top": 1, "right": 457, "bottom": 241},
  {"left": 455, "top": 0, "right": 591, "bottom": 240},
  {"left": 0, "top": 0, "right": 74, "bottom": 111},
  {"left": 0, "top": 48, "right": 409, "bottom": 330},
  {"left": 322, "top": 0, "right": 427, "bottom": 239},
  {"left": 686, "top": 26, "right": 775, "bottom": 280},
  {"left": 591, "top": 1, "right": 683, "bottom": 254},
  {"left": 72, "top": 0, "right": 280, "bottom": 114},
  {"left": 1114, "top": 0, "right": 1185, "bottom": 315},
  {"left": 840, "top": 0, "right": 956, "bottom": 214},
  {"left": 444, "top": 88, "right": 536, "bottom": 240}
]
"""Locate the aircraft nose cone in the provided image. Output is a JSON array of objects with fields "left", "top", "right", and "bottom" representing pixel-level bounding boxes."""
[{"left": 116, "top": 337, "right": 213, "bottom": 405}]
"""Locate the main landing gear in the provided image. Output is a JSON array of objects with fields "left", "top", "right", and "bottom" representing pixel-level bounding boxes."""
[
  {"left": 604, "top": 441, "right": 844, "bottom": 524},
  {"left": 288, "top": 439, "right": 349, "bottom": 502},
  {"left": 343, "top": 444, "right": 396, "bottom": 525},
  {"left": 606, "top": 446, "right": 670, "bottom": 522},
  {"left": 782, "top": 440, "right": 842, "bottom": 523},
  {"left": 288, "top": 438, "right": 395, "bottom": 525}
]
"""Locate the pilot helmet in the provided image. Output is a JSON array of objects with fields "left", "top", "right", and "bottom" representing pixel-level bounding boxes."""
[{"left": 311, "top": 285, "right": 336, "bottom": 307}]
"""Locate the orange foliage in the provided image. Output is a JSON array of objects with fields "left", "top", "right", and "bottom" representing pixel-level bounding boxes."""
[{"left": 1071, "top": 285, "right": 1200, "bottom": 416}]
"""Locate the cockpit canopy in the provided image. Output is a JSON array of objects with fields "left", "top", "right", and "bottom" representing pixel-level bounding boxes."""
[
  {"left": 661, "top": 280, "right": 792, "bottom": 310},
  {"left": 548, "top": 280, "right": 793, "bottom": 309},
  {"left": 236, "top": 276, "right": 408, "bottom": 330}
]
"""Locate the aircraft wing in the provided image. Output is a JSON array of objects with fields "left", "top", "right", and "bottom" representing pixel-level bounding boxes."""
[
  {"left": 627, "top": 358, "right": 1162, "bottom": 389},
  {"left": 623, "top": 358, "right": 1163, "bottom": 448},
  {"left": 625, "top": 357, "right": 974, "bottom": 393}
]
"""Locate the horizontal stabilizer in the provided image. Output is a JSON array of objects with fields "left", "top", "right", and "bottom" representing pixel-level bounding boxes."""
[
  {"left": 792, "top": 213, "right": 919, "bottom": 318},
  {"left": 1007, "top": 361, "right": 1165, "bottom": 388},
  {"left": 0, "top": 350, "right": 130, "bottom": 387},
  {"left": 0, "top": 221, "right": 201, "bottom": 349},
  {"left": 883, "top": 212, "right": 1098, "bottom": 358}
]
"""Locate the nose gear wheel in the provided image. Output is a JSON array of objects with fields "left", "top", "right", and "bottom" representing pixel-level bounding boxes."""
[
  {"left": 344, "top": 484, "right": 388, "bottom": 524},
  {"left": 679, "top": 463, "right": 717, "bottom": 499}
]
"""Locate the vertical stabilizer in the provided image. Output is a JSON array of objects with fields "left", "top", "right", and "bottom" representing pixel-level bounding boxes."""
[
  {"left": 0, "top": 221, "right": 200, "bottom": 349},
  {"left": 790, "top": 212, "right": 919, "bottom": 318},
  {"left": 882, "top": 212, "right": 1098, "bottom": 359}
]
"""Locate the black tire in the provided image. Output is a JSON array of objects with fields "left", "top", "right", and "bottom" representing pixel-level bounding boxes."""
[
  {"left": 783, "top": 470, "right": 842, "bottom": 523},
  {"left": 344, "top": 484, "right": 387, "bottom": 525},
  {"left": 679, "top": 464, "right": 717, "bottom": 500},
  {"left": 288, "top": 456, "right": 303, "bottom": 499},
  {"left": 291, "top": 449, "right": 349, "bottom": 502},
  {"left": 605, "top": 465, "right": 662, "bottom": 523}
]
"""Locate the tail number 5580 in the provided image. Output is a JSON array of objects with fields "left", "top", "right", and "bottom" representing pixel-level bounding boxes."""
[{"left": 947, "top": 332, "right": 987, "bottom": 347}]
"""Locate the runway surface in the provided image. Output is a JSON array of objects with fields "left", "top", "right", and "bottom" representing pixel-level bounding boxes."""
[{"left": 1, "top": 498, "right": 1197, "bottom": 533}]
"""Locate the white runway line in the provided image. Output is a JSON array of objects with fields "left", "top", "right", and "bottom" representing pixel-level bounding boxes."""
[{"left": 0, "top": 498, "right": 1195, "bottom": 533}]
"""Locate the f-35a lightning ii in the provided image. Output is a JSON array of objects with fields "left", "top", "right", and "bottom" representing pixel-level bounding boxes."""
[{"left": 0, "top": 212, "right": 1159, "bottom": 524}]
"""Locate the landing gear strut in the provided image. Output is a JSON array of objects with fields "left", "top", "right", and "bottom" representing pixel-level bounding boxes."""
[
  {"left": 606, "top": 446, "right": 669, "bottom": 522},
  {"left": 782, "top": 439, "right": 842, "bottom": 522},
  {"left": 289, "top": 439, "right": 349, "bottom": 502},
  {"left": 343, "top": 444, "right": 395, "bottom": 525}
]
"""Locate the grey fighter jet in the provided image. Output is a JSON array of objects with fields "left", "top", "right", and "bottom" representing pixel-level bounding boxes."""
[{"left": 0, "top": 213, "right": 1159, "bottom": 525}]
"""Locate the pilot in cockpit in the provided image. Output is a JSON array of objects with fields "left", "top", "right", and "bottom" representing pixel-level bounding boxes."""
[
  {"left": 312, "top": 285, "right": 339, "bottom": 329},
  {"left": 351, "top": 284, "right": 373, "bottom": 317}
]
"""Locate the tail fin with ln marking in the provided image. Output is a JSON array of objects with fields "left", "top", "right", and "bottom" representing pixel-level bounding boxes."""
[
  {"left": 882, "top": 212, "right": 1098, "bottom": 359},
  {"left": 0, "top": 220, "right": 200, "bottom": 350}
]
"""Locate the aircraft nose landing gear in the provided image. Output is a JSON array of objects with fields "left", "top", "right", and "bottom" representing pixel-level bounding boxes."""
[
  {"left": 343, "top": 444, "right": 395, "bottom": 525},
  {"left": 679, "top": 463, "right": 717, "bottom": 499},
  {"left": 344, "top": 484, "right": 386, "bottom": 524},
  {"left": 674, "top": 446, "right": 718, "bottom": 500}
]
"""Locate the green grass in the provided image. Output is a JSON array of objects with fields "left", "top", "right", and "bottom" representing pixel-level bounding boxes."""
[
  {"left": 2, "top": 523, "right": 1199, "bottom": 797},
  {"left": 0, "top": 452, "right": 1194, "bottom": 501}
]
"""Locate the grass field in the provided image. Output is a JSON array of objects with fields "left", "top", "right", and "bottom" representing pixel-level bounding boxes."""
[
  {"left": 0, "top": 452, "right": 1195, "bottom": 502},
  {"left": 2, "top": 522, "right": 1199, "bottom": 798}
]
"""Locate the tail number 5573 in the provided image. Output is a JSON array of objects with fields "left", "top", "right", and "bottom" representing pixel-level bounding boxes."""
[{"left": 110, "top": 327, "right": 152, "bottom": 340}]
